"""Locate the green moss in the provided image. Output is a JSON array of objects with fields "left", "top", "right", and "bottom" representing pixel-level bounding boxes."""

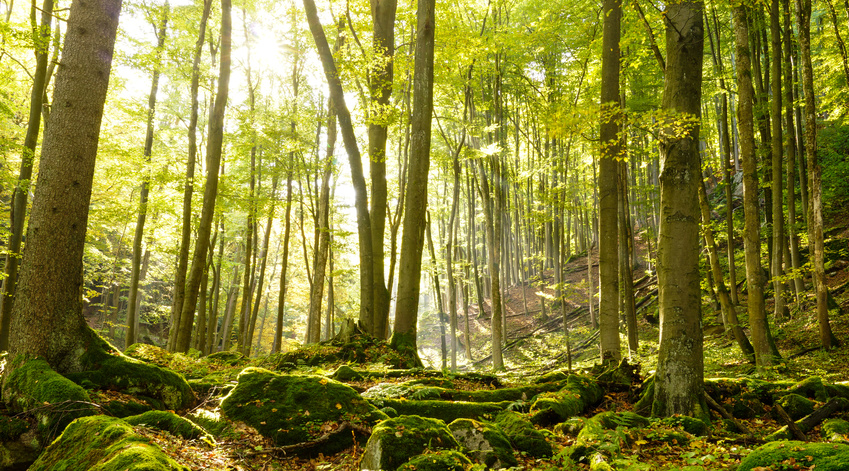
[
  {"left": 124, "top": 344, "right": 174, "bottom": 368},
  {"left": 67, "top": 354, "right": 195, "bottom": 411},
  {"left": 554, "top": 417, "right": 587, "bottom": 437},
  {"left": 396, "top": 450, "right": 471, "bottom": 471},
  {"left": 186, "top": 410, "right": 233, "bottom": 439},
  {"left": 220, "top": 368, "right": 386, "bottom": 448},
  {"left": 359, "top": 415, "right": 459, "bottom": 470},
  {"left": 786, "top": 376, "right": 829, "bottom": 402},
  {"left": 738, "top": 440, "right": 849, "bottom": 471},
  {"left": 569, "top": 412, "right": 649, "bottom": 463},
  {"left": 331, "top": 365, "right": 364, "bottom": 382},
  {"left": 635, "top": 376, "right": 655, "bottom": 416},
  {"left": 124, "top": 411, "right": 212, "bottom": 441},
  {"left": 823, "top": 419, "right": 849, "bottom": 442},
  {"left": 0, "top": 415, "right": 29, "bottom": 441},
  {"left": 494, "top": 410, "right": 552, "bottom": 458},
  {"left": 657, "top": 415, "right": 708, "bottom": 436},
  {"left": 777, "top": 393, "right": 816, "bottom": 420},
  {"left": 100, "top": 400, "right": 152, "bottom": 418},
  {"left": 448, "top": 418, "right": 517, "bottom": 468},
  {"left": 529, "top": 375, "right": 603, "bottom": 424},
  {"left": 2, "top": 356, "right": 95, "bottom": 442},
  {"left": 369, "top": 398, "right": 506, "bottom": 423},
  {"left": 388, "top": 331, "right": 424, "bottom": 368},
  {"left": 28, "top": 415, "right": 188, "bottom": 471},
  {"left": 204, "top": 351, "right": 248, "bottom": 366}
]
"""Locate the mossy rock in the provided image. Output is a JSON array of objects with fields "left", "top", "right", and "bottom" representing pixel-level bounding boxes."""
[
  {"left": 777, "top": 393, "right": 816, "bottom": 421},
  {"left": 494, "top": 410, "right": 552, "bottom": 458},
  {"left": 825, "top": 383, "right": 849, "bottom": 400},
  {"left": 634, "top": 376, "right": 655, "bottom": 416},
  {"left": 404, "top": 377, "right": 455, "bottom": 389},
  {"left": 448, "top": 418, "right": 516, "bottom": 469},
  {"left": 727, "top": 392, "right": 766, "bottom": 419},
  {"left": 0, "top": 416, "right": 29, "bottom": 442},
  {"left": 100, "top": 400, "right": 152, "bottom": 418},
  {"left": 186, "top": 410, "right": 233, "bottom": 439},
  {"left": 529, "top": 375, "right": 604, "bottom": 424},
  {"left": 554, "top": 417, "right": 586, "bottom": 437},
  {"left": 396, "top": 450, "right": 472, "bottom": 471},
  {"left": 124, "top": 411, "right": 212, "bottom": 442},
  {"left": 67, "top": 353, "right": 195, "bottom": 411},
  {"left": 362, "top": 382, "right": 413, "bottom": 400},
  {"left": 204, "top": 351, "right": 248, "bottom": 366},
  {"left": 124, "top": 344, "right": 174, "bottom": 368},
  {"left": 738, "top": 440, "right": 849, "bottom": 471},
  {"left": 569, "top": 412, "right": 649, "bottom": 463},
  {"left": 2, "top": 356, "right": 96, "bottom": 443},
  {"left": 331, "top": 365, "right": 364, "bottom": 382},
  {"left": 534, "top": 370, "right": 570, "bottom": 384},
  {"left": 823, "top": 419, "right": 849, "bottom": 443},
  {"left": 359, "top": 415, "right": 459, "bottom": 470},
  {"left": 368, "top": 398, "right": 505, "bottom": 423},
  {"left": 786, "top": 376, "right": 829, "bottom": 402},
  {"left": 29, "top": 415, "right": 188, "bottom": 471},
  {"left": 657, "top": 415, "right": 708, "bottom": 436},
  {"left": 220, "top": 368, "right": 386, "bottom": 449},
  {"left": 379, "top": 407, "right": 398, "bottom": 418}
]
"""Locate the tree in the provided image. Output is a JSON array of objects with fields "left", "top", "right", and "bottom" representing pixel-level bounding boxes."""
[
  {"left": 652, "top": 0, "right": 707, "bottom": 419},
  {"left": 391, "top": 0, "right": 435, "bottom": 365},
  {"left": 598, "top": 0, "right": 621, "bottom": 364},
  {"left": 8, "top": 0, "right": 122, "bottom": 370}
]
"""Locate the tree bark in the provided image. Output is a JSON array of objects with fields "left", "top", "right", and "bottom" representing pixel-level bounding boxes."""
[
  {"left": 273, "top": 174, "right": 294, "bottom": 352},
  {"left": 652, "top": 0, "right": 707, "bottom": 419},
  {"left": 769, "top": 0, "right": 788, "bottom": 320},
  {"left": 783, "top": 0, "right": 804, "bottom": 302},
  {"left": 8, "top": 0, "right": 122, "bottom": 372}
]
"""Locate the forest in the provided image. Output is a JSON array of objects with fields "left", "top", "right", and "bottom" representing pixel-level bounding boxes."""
[{"left": 1, "top": 0, "right": 849, "bottom": 467}]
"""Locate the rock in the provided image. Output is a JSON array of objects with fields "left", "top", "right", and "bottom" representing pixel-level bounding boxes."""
[
  {"left": 0, "top": 416, "right": 40, "bottom": 471},
  {"left": 738, "top": 440, "right": 849, "bottom": 471},
  {"left": 569, "top": 411, "right": 650, "bottom": 463},
  {"left": 332, "top": 365, "right": 364, "bottom": 382},
  {"left": 204, "top": 351, "right": 248, "bottom": 366},
  {"left": 124, "top": 411, "right": 213, "bottom": 442},
  {"left": 554, "top": 417, "right": 586, "bottom": 437},
  {"left": 448, "top": 418, "right": 516, "bottom": 469},
  {"left": 367, "top": 398, "right": 505, "bottom": 423},
  {"left": 396, "top": 450, "right": 472, "bottom": 471},
  {"left": 777, "top": 393, "right": 816, "bottom": 421},
  {"left": 494, "top": 410, "right": 552, "bottom": 458},
  {"left": 359, "top": 415, "right": 460, "bottom": 471},
  {"left": 657, "top": 415, "right": 709, "bottom": 436},
  {"left": 29, "top": 415, "right": 188, "bottom": 471},
  {"left": 822, "top": 418, "right": 849, "bottom": 443},
  {"left": 529, "top": 375, "right": 604, "bottom": 424},
  {"left": 221, "top": 368, "right": 386, "bottom": 450},
  {"left": 186, "top": 409, "right": 233, "bottom": 439},
  {"left": 2, "top": 356, "right": 96, "bottom": 444},
  {"left": 786, "top": 376, "right": 829, "bottom": 402}
]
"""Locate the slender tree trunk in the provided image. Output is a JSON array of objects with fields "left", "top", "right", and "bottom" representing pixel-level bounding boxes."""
[
  {"left": 783, "top": 0, "right": 804, "bottom": 302},
  {"left": 126, "top": 4, "right": 168, "bottom": 348},
  {"left": 206, "top": 221, "right": 224, "bottom": 353},
  {"left": 273, "top": 174, "right": 294, "bottom": 352},
  {"left": 598, "top": 0, "right": 621, "bottom": 363},
  {"left": 308, "top": 103, "right": 334, "bottom": 344},
  {"left": 173, "top": 0, "right": 231, "bottom": 352},
  {"left": 391, "top": 0, "right": 435, "bottom": 365},
  {"left": 770, "top": 0, "right": 789, "bottom": 320},
  {"left": 824, "top": 0, "right": 849, "bottom": 85}
]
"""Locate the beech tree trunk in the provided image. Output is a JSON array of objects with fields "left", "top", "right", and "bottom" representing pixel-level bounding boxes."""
[
  {"left": 8, "top": 0, "right": 122, "bottom": 372},
  {"left": 653, "top": 0, "right": 707, "bottom": 419}
]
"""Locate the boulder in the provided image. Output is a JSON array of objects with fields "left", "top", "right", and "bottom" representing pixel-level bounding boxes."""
[
  {"left": 0, "top": 415, "right": 40, "bottom": 471},
  {"left": 777, "top": 393, "right": 816, "bottom": 421},
  {"left": 529, "top": 375, "right": 604, "bottom": 424},
  {"left": 822, "top": 418, "right": 849, "bottom": 443},
  {"left": 738, "top": 440, "right": 849, "bottom": 471},
  {"left": 359, "top": 415, "right": 460, "bottom": 470},
  {"left": 124, "top": 411, "right": 213, "bottom": 442},
  {"left": 448, "top": 418, "right": 516, "bottom": 469},
  {"left": 220, "top": 368, "right": 386, "bottom": 451},
  {"left": 396, "top": 450, "right": 472, "bottom": 471},
  {"left": 367, "top": 397, "right": 505, "bottom": 423},
  {"left": 494, "top": 410, "right": 552, "bottom": 458},
  {"left": 569, "top": 411, "right": 650, "bottom": 463},
  {"left": 28, "top": 415, "right": 188, "bottom": 471}
]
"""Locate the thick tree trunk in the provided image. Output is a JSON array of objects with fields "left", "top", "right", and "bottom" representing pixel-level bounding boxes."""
[
  {"left": 391, "top": 0, "right": 435, "bottom": 365},
  {"left": 126, "top": 5, "right": 168, "bottom": 348},
  {"left": 8, "top": 0, "right": 122, "bottom": 372},
  {"left": 652, "top": 0, "right": 707, "bottom": 419},
  {"left": 173, "top": 0, "right": 231, "bottom": 353},
  {"left": 598, "top": 0, "right": 621, "bottom": 364}
]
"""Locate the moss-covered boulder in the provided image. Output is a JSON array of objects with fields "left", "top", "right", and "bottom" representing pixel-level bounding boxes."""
[
  {"left": 368, "top": 398, "right": 505, "bottom": 423},
  {"left": 554, "top": 417, "right": 586, "bottom": 437},
  {"left": 0, "top": 415, "right": 40, "bottom": 471},
  {"left": 359, "top": 415, "right": 459, "bottom": 470},
  {"left": 124, "top": 411, "right": 212, "bottom": 442},
  {"left": 204, "top": 351, "right": 248, "bottom": 366},
  {"left": 777, "top": 393, "right": 816, "bottom": 420},
  {"left": 221, "top": 368, "right": 386, "bottom": 449},
  {"left": 494, "top": 410, "right": 552, "bottom": 458},
  {"left": 529, "top": 375, "right": 604, "bottom": 424},
  {"left": 396, "top": 450, "right": 472, "bottom": 471},
  {"left": 569, "top": 411, "right": 649, "bottom": 463},
  {"left": 1, "top": 356, "right": 96, "bottom": 443},
  {"left": 67, "top": 350, "right": 195, "bottom": 411},
  {"left": 657, "top": 415, "right": 708, "bottom": 436},
  {"left": 29, "top": 415, "right": 188, "bottom": 471},
  {"left": 100, "top": 400, "right": 152, "bottom": 418},
  {"left": 738, "top": 440, "right": 849, "bottom": 471},
  {"left": 186, "top": 410, "right": 234, "bottom": 439},
  {"left": 823, "top": 419, "right": 849, "bottom": 443},
  {"left": 332, "top": 365, "right": 365, "bottom": 382},
  {"left": 786, "top": 376, "right": 829, "bottom": 402},
  {"left": 448, "top": 418, "right": 516, "bottom": 469}
]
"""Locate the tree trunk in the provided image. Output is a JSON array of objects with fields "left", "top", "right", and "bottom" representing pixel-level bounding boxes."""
[
  {"left": 126, "top": 4, "right": 168, "bottom": 348},
  {"left": 173, "top": 0, "right": 231, "bottom": 353},
  {"left": 391, "top": 0, "right": 435, "bottom": 366},
  {"left": 273, "top": 173, "right": 294, "bottom": 351},
  {"left": 652, "top": 0, "right": 707, "bottom": 419},
  {"left": 769, "top": 0, "right": 789, "bottom": 320},
  {"left": 598, "top": 0, "right": 621, "bottom": 364},
  {"left": 8, "top": 0, "right": 122, "bottom": 372}
]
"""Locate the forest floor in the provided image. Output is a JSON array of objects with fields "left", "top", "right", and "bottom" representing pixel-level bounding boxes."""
[{"left": 69, "top": 211, "right": 849, "bottom": 470}]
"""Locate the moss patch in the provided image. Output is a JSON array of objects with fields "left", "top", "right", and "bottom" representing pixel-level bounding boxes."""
[
  {"left": 124, "top": 411, "right": 211, "bottom": 441},
  {"left": 569, "top": 411, "right": 649, "bottom": 463},
  {"left": 2, "top": 356, "right": 95, "bottom": 442},
  {"left": 494, "top": 410, "right": 552, "bottom": 458},
  {"left": 396, "top": 450, "right": 472, "bottom": 471},
  {"left": 28, "top": 415, "right": 188, "bottom": 471},
  {"left": 220, "top": 368, "right": 386, "bottom": 447},
  {"left": 359, "top": 415, "right": 459, "bottom": 470},
  {"left": 823, "top": 419, "right": 849, "bottom": 443},
  {"left": 738, "top": 440, "right": 849, "bottom": 471},
  {"left": 368, "top": 398, "right": 506, "bottom": 423},
  {"left": 777, "top": 393, "right": 816, "bottom": 420},
  {"left": 448, "top": 418, "right": 517, "bottom": 468},
  {"left": 529, "top": 375, "right": 604, "bottom": 424}
]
